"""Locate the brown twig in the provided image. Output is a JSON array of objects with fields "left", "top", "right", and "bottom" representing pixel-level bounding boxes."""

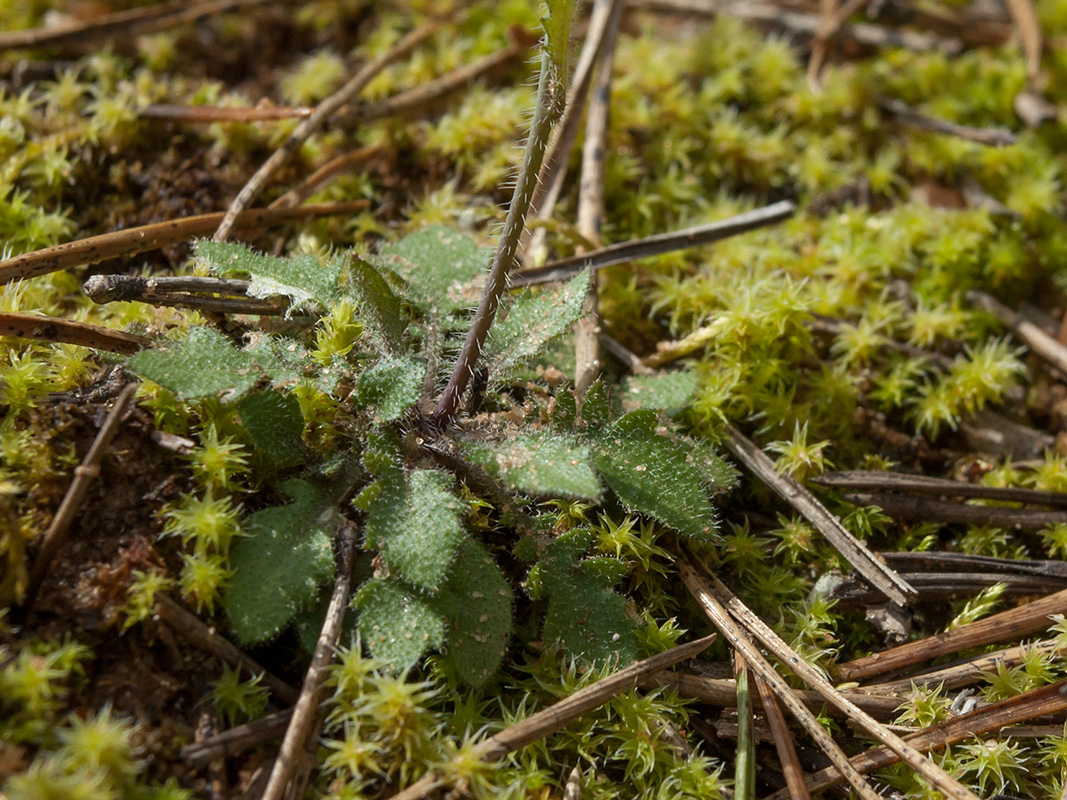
[
  {"left": 512, "top": 201, "right": 796, "bottom": 288},
  {"left": 618, "top": 0, "right": 963, "bottom": 53},
  {"left": 0, "top": 201, "right": 368, "bottom": 286},
  {"left": 721, "top": 424, "right": 916, "bottom": 606},
  {"left": 764, "top": 678, "right": 1067, "bottom": 800},
  {"left": 23, "top": 383, "right": 138, "bottom": 607},
  {"left": 678, "top": 550, "right": 981, "bottom": 800},
  {"left": 574, "top": 0, "right": 622, "bottom": 400},
  {"left": 808, "top": 0, "right": 869, "bottom": 91},
  {"left": 270, "top": 145, "right": 385, "bottom": 209},
  {"left": 863, "top": 637, "right": 1063, "bottom": 696},
  {"left": 261, "top": 526, "right": 357, "bottom": 800},
  {"left": 154, "top": 593, "right": 299, "bottom": 705},
  {"left": 879, "top": 551, "right": 1067, "bottom": 580},
  {"left": 878, "top": 97, "right": 1017, "bottom": 147},
  {"left": 1003, "top": 0, "right": 1044, "bottom": 86},
  {"left": 0, "top": 312, "right": 150, "bottom": 354},
  {"left": 645, "top": 671, "right": 905, "bottom": 720},
  {"left": 389, "top": 636, "right": 717, "bottom": 800},
  {"left": 835, "top": 586, "right": 1067, "bottom": 683},
  {"left": 753, "top": 673, "right": 812, "bottom": 800},
  {"left": 969, "top": 289, "right": 1067, "bottom": 376},
  {"left": 335, "top": 35, "right": 532, "bottom": 127},
  {"left": 83, "top": 274, "right": 289, "bottom": 316},
  {"left": 0, "top": 0, "right": 280, "bottom": 51},
  {"left": 140, "top": 104, "right": 314, "bottom": 122},
  {"left": 841, "top": 491, "right": 1067, "bottom": 529},
  {"left": 829, "top": 572, "right": 1067, "bottom": 607},
  {"left": 675, "top": 554, "right": 884, "bottom": 800},
  {"left": 180, "top": 709, "right": 293, "bottom": 767},
  {"left": 813, "top": 470, "right": 1067, "bottom": 510},
  {"left": 212, "top": 22, "right": 440, "bottom": 242}
]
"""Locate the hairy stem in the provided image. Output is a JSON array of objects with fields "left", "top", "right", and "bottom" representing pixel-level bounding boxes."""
[{"left": 430, "top": 51, "right": 565, "bottom": 427}]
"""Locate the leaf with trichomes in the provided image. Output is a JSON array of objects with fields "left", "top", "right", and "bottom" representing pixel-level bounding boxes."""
[
  {"left": 360, "top": 448, "right": 466, "bottom": 593},
  {"left": 128, "top": 327, "right": 261, "bottom": 401},
  {"left": 483, "top": 269, "right": 588, "bottom": 374},
  {"left": 197, "top": 240, "right": 343, "bottom": 313},
  {"left": 355, "top": 577, "right": 446, "bottom": 667},
  {"left": 619, "top": 370, "right": 698, "bottom": 416},
  {"left": 529, "top": 528, "right": 636, "bottom": 664},
  {"left": 463, "top": 431, "right": 601, "bottom": 500},
  {"left": 223, "top": 479, "right": 336, "bottom": 643},
  {"left": 433, "top": 538, "right": 513, "bottom": 686},
  {"left": 592, "top": 410, "right": 729, "bottom": 541},
  {"left": 347, "top": 257, "right": 406, "bottom": 354},
  {"left": 377, "top": 225, "right": 486, "bottom": 318},
  {"left": 236, "top": 389, "right": 306, "bottom": 468},
  {"left": 355, "top": 356, "right": 425, "bottom": 422}
]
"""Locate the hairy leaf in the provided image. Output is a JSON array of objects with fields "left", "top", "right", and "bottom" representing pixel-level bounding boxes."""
[
  {"left": 356, "top": 356, "right": 425, "bottom": 422},
  {"left": 434, "top": 539, "right": 513, "bottom": 686},
  {"left": 347, "top": 258, "right": 406, "bottom": 354},
  {"left": 223, "top": 480, "right": 336, "bottom": 644},
  {"left": 128, "top": 327, "right": 260, "bottom": 401},
  {"left": 198, "top": 240, "right": 342, "bottom": 312},
  {"left": 236, "top": 390, "right": 305, "bottom": 467},
  {"left": 356, "top": 578, "right": 445, "bottom": 667},
  {"left": 378, "top": 225, "right": 486, "bottom": 316},
  {"left": 483, "top": 270, "right": 588, "bottom": 374},
  {"left": 533, "top": 529, "right": 636, "bottom": 664},
  {"left": 464, "top": 432, "right": 600, "bottom": 500},
  {"left": 593, "top": 411, "right": 722, "bottom": 541},
  {"left": 619, "top": 370, "right": 698, "bottom": 416},
  {"left": 364, "top": 468, "right": 466, "bottom": 593}
]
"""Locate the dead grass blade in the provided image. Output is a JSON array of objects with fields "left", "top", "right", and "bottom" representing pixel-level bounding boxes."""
[
  {"left": 720, "top": 424, "right": 916, "bottom": 606},
  {"left": 676, "top": 554, "right": 884, "bottom": 800},
  {"left": 1003, "top": 0, "right": 1043, "bottom": 84},
  {"left": 836, "top": 585, "right": 1067, "bottom": 683},
  {"left": 22, "top": 383, "right": 137, "bottom": 607},
  {"left": 814, "top": 470, "right": 1067, "bottom": 509},
  {"left": 841, "top": 491, "right": 1067, "bottom": 529},
  {"left": 864, "top": 638, "right": 1062, "bottom": 696},
  {"left": 765, "top": 678, "right": 1067, "bottom": 799},
  {"left": 0, "top": 312, "right": 150, "bottom": 354},
  {"left": 154, "top": 593, "right": 299, "bottom": 704},
  {"left": 261, "top": 526, "right": 357, "bottom": 800},
  {"left": 0, "top": 201, "right": 368, "bottom": 286},
  {"left": 969, "top": 289, "right": 1067, "bottom": 375},
  {"left": 679, "top": 549, "right": 981, "bottom": 800},
  {"left": 753, "top": 673, "right": 812, "bottom": 800},
  {"left": 646, "top": 671, "right": 903, "bottom": 719},
  {"left": 389, "top": 635, "right": 717, "bottom": 800},
  {"left": 180, "top": 709, "right": 292, "bottom": 768},
  {"left": 212, "top": 22, "right": 440, "bottom": 241},
  {"left": 0, "top": 0, "right": 280, "bottom": 51}
]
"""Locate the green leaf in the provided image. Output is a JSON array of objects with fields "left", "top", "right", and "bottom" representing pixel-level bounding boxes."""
[
  {"left": 128, "top": 327, "right": 260, "bottom": 401},
  {"left": 198, "top": 240, "right": 342, "bottom": 312},
  {"left": 619, "top": 370, "right": 698, "bottom": 416},
  {"left": 483, "top": 270, "right": 588, "bottom": 374},
  {"left": 535, "top": 529, "right": 636, "bottom": 664},
  {"left": 434, "top": 539, "right": 513, "bottom": 687},
  {"left": 463, "top": 432, "right": 600, "bottom": 500},
  {"left": 224, "top": 480, "right": 337, "bottom": 644},
  {"left": 356, "top": 578, "right": 446, "bottom": 667},
  {"left": 378, "top": 225, "right": 486, "bottom": 316},
  {"left": 592, "top": 411, "right": 722, "bottom": 541},
  {"left": 347, "top": 258, "right": 406, "bottom": 354},
  {"left": 236, "top": 390, "right": 306, "bottom": 467},
  {"left": 356, "top": 356, "right": 425, "bottom": 422},
  {"left": 581, "top": 380, "right": 611, "bottom": 427},
  {"left": 364, "top": 468, "right": 466, "bottom": 593}
]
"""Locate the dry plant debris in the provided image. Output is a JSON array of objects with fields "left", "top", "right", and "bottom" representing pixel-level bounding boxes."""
[{"left": 5, "top": 1, "right": 1067, "bottom": 799}]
